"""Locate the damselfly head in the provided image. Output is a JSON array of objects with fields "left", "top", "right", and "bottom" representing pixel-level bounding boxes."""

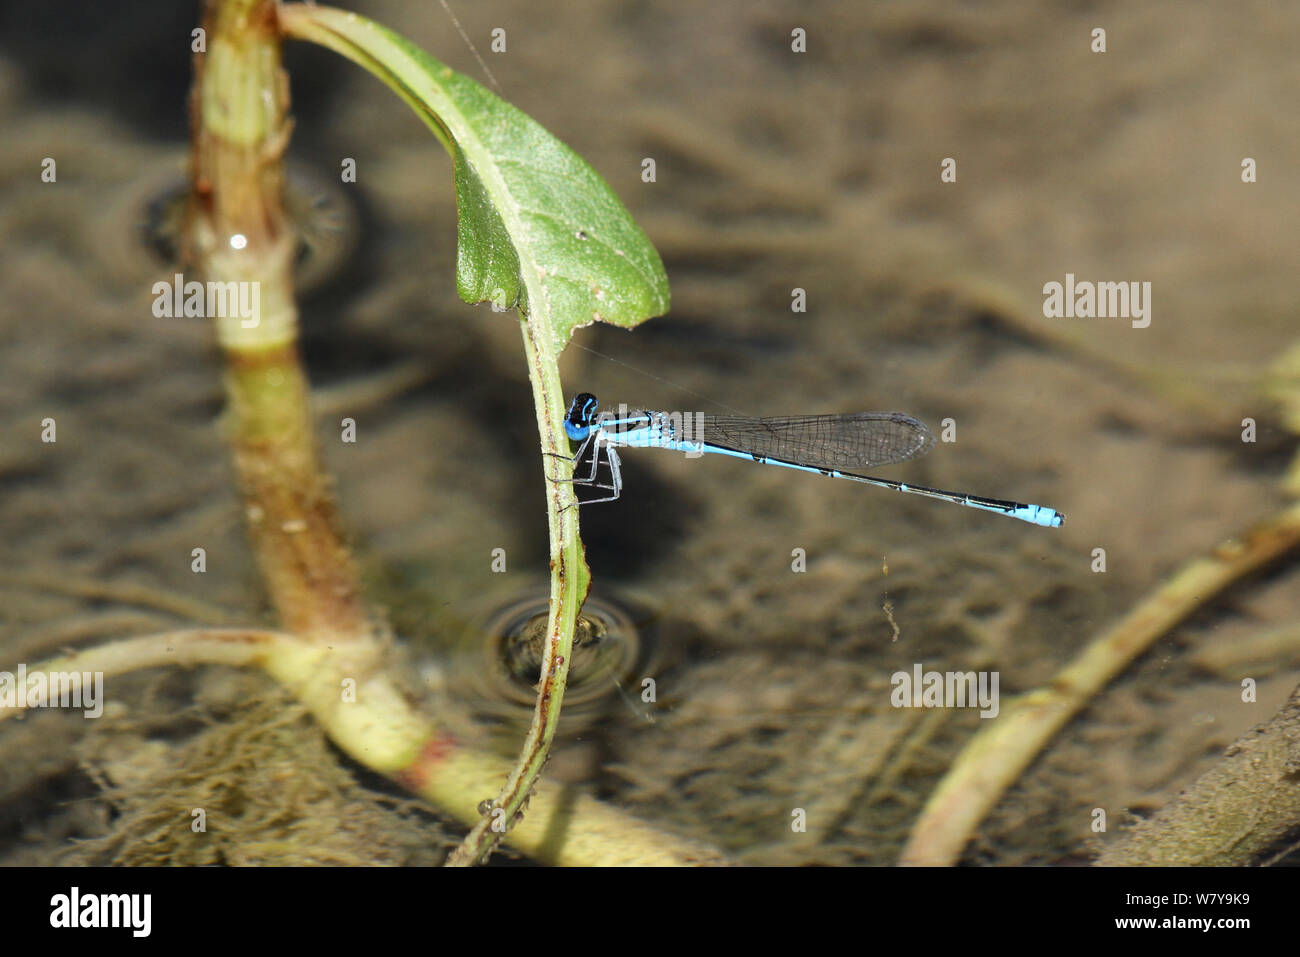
[{"left": 564, "top": 393, "right": 600, "bottom": 440}]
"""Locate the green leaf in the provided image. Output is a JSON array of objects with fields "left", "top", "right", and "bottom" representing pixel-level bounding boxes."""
[{"left": 279, "top": 5, "right": 669, "bottom": 354}]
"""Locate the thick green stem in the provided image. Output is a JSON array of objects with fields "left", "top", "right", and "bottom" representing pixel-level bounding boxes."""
[{"left": 191, "top": 0, "right": 373, "bottom": 643}]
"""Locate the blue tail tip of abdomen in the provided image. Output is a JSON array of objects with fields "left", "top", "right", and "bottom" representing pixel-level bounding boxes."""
[{"left": 1017, "top": 504, "right": 1065, "bottom": 527}]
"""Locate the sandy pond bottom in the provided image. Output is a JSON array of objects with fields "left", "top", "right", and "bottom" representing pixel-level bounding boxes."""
[{"left": 2, "top": 0, "right": 1298, "bottom": 865}]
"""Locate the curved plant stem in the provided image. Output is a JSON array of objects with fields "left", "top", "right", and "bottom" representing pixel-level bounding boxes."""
[
  {"left": 444, "top": 319, "right": 591, "bottom": 866},
  {"left": 0, "top": 630, "right": 283, "bottom": 684},
  {"left": 900, "top": 499, "right": 1300, "bottom": 866}
]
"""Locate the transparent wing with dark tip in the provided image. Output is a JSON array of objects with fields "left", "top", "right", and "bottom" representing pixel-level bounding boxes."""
[{"left": 696, "top": 412, "right": 936, "bottom": 470}]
